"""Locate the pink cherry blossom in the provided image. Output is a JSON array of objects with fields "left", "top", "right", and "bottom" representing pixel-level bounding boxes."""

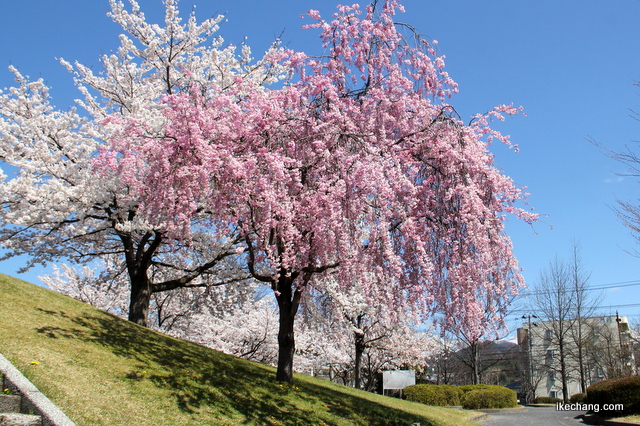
[{"left": 100, "top": 0, "right": 537, "bottom": 382}]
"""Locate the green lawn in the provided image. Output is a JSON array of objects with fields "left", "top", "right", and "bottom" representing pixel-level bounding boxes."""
[{"left": 0, "top": 274, "right": 481, "bottom": 426}]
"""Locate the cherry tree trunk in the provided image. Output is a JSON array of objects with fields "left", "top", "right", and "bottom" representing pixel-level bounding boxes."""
[
  {"left": 471, "top": 342, "right": 481, "bottom": 385},
  {"left": 354, "top": 331, "right": 365, "bottom": 389},
  {"left": 275, "top": 276, "right": 299, "bottom": 383},
  {"left": 128, "top": 274, "right": 152, "bottom": 327}
]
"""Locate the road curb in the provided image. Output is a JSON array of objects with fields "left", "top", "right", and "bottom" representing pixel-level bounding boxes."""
[
  {"left": 581, "top": 414, "right": 640, "bottom": 426},
  {"left": 478, "top": 406, "right": 528, "bottom": 414},
  {"left": 469, "top": 413, "right": 489, "bottom": 422},
  {"left": 469, "top": 406, "right": 528, "bottom": 423}
]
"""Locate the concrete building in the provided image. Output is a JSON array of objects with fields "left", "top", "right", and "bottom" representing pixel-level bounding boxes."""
[{"left": 518, "top": 314, "right": 635, "bottom": 401}]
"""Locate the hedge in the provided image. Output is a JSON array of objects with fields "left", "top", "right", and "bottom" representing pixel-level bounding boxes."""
[
  {"left": 403, "top": 384, "right": 461, "bottom": 406},
  {"left": 570, "top": 393, "right": 587, "bottom": 404},
  {"left": 586, "top": 376, "right": 640, "bottom": 415},
  {"left": 459, "top": 384, "right": 493, "bottom": 394},
  {"left": 461, "top": 386, "right": 517, "bottom": 409},
  {"left": 402, "top": 384, "right": 517, "bottom": 409}
]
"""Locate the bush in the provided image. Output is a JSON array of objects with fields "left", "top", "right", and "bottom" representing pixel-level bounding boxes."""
[
  {"left": 461, "top": 386, "right": 517, "bottom": 409},
  {"left": 586, "top": 376, "right": 640, "bottom": 415},
  {"left": 570, "top": 393, "right": 587, "bottom": 404},
  {"left": 403, "top": 384, "right": 461, "bottom": 406},
  {"left": 533, "top": 396, "right": 562, "bottom": 404},
  {"left": 459, "top": 384, "right": 493, "bottom": 394}
]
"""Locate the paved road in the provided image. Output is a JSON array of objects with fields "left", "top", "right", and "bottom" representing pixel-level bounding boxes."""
[{"left": 477, "top": 406, "right": 589, "bottom": 426}]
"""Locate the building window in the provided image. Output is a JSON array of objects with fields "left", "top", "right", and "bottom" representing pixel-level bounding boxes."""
[
  {"left": 550, "top": 391, "right": 558, "bottom": 399},
  {"left": 545, "top": 329, "right": 552, "bottom": 340},
  {"left": 545, "top": 350, "right": 554, "bottom": 366},
  {"left": 548, "top": 371, "right": 555, "bottom": 381}
]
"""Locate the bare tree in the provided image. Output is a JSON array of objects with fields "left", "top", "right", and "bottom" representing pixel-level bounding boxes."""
[
  {"left": 587, "top": 320, "right": 634, "bottom": 380},
  {"left": 444, "top": 290, "right": 520, "bottom": 386},
  {"left": 595, "top": 81, "right": 640, "bottom": 255},
  {"left": 530, "top": 244, "right": 601, "bottom": 401},
  {"left": 567, "top": 243, "right": 601, "bottom": 392},
  {"left": 532, "top": 256, "right": 575, "bottom": 402},
  {"left": 520, "top": 348, "right": 548, "bottom": 403},
  {"left": 451, "top": 333, "right": 519, "bottom": 386},
  {"left": 428, "top": 333, "right": 461, "bottom": 385}
]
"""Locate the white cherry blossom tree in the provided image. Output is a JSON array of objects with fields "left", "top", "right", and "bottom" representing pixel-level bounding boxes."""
[{"left": 0, "top": 0, "right": 286, "bottom": 326}]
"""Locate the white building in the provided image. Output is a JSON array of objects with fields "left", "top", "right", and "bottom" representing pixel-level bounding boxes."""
[{"left": 518, "top": 314, "right": 635, "bottom": 401}]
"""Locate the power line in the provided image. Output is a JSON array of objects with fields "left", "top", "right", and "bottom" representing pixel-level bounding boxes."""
[
  {"left": 509, "top": 279, "right": 640, "bottom": 320},
  {"left": 517, "top": 279, "right": 640, "bottom": 298},
  {"left": 506, "top": 302, "right": 640, "bottom": 318}
]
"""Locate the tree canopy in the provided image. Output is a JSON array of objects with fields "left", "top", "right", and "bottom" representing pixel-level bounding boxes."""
[
  {"left": 0, "top": 0, "right": 286, "bottom": 326},
  {"left": 96, "top": 0, "right": 536, "bottom": 381}
]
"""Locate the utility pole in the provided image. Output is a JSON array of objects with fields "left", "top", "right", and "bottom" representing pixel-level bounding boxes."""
[
  {"left": 522, "top": 314, "right": 538, "bottom": 404},
  {"left": 615, "top": 311, "right": 631, "bottom": 377}
]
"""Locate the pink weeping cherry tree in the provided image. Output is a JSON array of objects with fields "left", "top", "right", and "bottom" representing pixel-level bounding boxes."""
[{"left": 98, "top": 0, "right": 537, "bottom": 382}]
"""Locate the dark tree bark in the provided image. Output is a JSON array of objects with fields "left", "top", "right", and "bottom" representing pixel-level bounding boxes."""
[
  {"left": 245, "top": 232, "right": 337, "bottom": 383},
  {"left": 559, "top": 339, "right": 569, "bottom": 403},
  {"left": 275, "top": 275, "right": 302, "bottom": 383},
  {"left": 117, "top": 224, "right": 245, "bottom": 327},
  {"left": 354, "top": 319, "right": 366, "bottom": 389},
  {"left": 470, "top": 341, "right": 481, "bottom": 385},
  {"left": 120, "top": 228, "right": 159, "bottom": 327},
  {"left": 128, "top": 274, "right": 152, "bottom": 326}
]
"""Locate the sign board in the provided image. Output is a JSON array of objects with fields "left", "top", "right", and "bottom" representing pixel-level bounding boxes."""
[{"left": 382, "top": 370, "right": 415, "bottom": 390}]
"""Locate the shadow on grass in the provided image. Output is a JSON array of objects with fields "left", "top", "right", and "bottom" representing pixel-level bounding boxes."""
[{"left": 34, "top": 308, "right": 434, "bottom": 426}]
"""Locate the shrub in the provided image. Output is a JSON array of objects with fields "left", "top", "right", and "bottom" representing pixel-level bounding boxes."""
[
  {"left": 570, "top": 393, "right": 587, "bottom": 404},
  {"left": 403, "top": 384, "right": 461, "bottom": 406},
  {"left": 461, "top": 386, "right": 517, "bottom": 409},
  {"left": 533, "top": 396, "right": 562, "bottom": 404},
  {"left": 459, "top": 384, "right": 492, "bottom": 394},
  {"left": 586, "top": 376, "right": 640, "bottom": 415}
]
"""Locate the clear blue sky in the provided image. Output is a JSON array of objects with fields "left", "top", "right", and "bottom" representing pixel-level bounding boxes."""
[{"left": 1, "top": 0, "right": 640, "bottom": 330}]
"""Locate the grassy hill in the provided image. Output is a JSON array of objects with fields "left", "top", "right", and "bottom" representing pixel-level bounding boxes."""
[{"left": 0, "top": 274, "right": 481, "bottom": 426}]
